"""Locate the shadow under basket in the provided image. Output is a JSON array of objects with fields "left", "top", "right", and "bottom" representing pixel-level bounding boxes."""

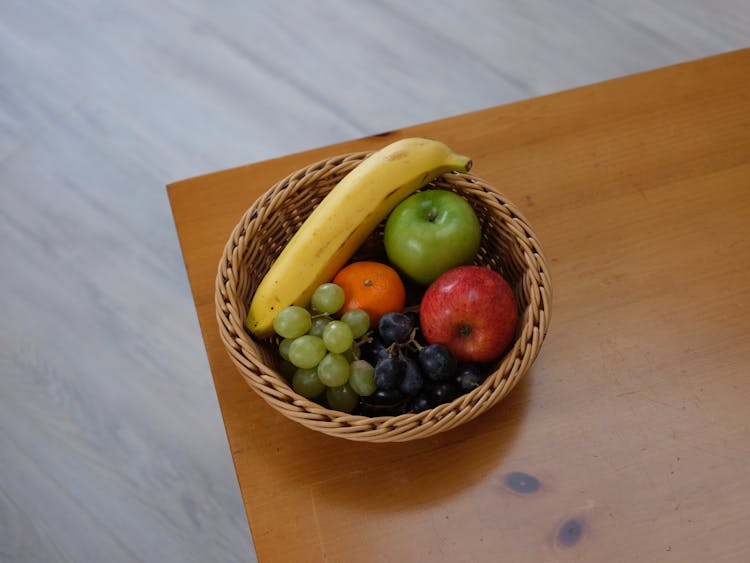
[{"left": 215, "top": 151, "right": 551, "bottom": 442}]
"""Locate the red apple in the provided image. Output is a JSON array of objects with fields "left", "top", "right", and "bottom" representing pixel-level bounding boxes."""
[{"left": 420, "top": 266, "right": 518, "bottom": 363}]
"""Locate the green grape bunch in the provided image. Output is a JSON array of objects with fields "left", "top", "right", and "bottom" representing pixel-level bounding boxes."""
[{"left": 272, "top": 282, "right": 376, "bottom": 413}]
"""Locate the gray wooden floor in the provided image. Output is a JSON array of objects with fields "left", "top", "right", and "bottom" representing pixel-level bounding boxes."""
[{"left": 1, "top": 1, "right": 748, "bottom": 561}]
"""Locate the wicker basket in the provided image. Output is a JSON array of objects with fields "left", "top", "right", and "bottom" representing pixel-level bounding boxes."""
[{"left": 215, "top": 151, "right": 551, "bottom": 442}]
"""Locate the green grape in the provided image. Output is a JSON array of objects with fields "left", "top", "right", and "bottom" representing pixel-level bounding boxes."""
[
  {"left": 341, "top": 309, "right": 370, "bottom": 339},
  {"left": 309, "top": 316, "right": 332, "bottom": 337},
  {"left": 343, "top": 347, "right": 356, "bottom": 362},
  {"left": 317, "top": 353, "right": 350, "bottom": 387},
  {"left": 279, "top": 360, "right": 297, "bottom": 381},
  {"left": 349, "top": 360, "right": 376, "bottom": 396},
  {"left": 292, "top": 368, "right": 326, "bottom": 399},
  {"left": 273, "top": 306, "right": 312, "bottom": 339},
  {"left": 322, "top": 320, "right": 354, "bottom": 354},
  {"left": 311, "top": 283, "right": 345, "bottom": 314},
  {"left": 288, "top": 335, "right": 326, "bottom": 369},
  {"left": 278, "top": 338, "right": 294, "bottom": 361},
  {"left": 326, "top": 384, "right": 359, "bottom": 413}
]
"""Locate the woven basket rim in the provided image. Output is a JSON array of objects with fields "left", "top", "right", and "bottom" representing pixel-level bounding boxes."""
[{"left": 215, "top": 150, "right": 551, "bottom": 442}]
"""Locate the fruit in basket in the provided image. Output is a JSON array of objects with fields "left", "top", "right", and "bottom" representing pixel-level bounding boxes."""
[
  {"left": 360, "top": 388, "right": 404, "bottom": 417},
  {"left": 321, "top": 320, "right": 354, "bottom": 354},
  {"left": 245, "top": 138, "right": 472, "bottom": 338},
  {"left": 374, "top": 357, "right": 403, "bottom": 390},
  {"left": 309, "top": 316, "right": 333, "bottom": 337},
  {"left": 340, "top": 309, "right": 370, "bottom": 339},
  {"left": 418, "top": 343, "right": 457, "bottom": 382},
  {"left": 358, "top": 336, "right": 390, "bottom": 366},
  {"left": 318, "top": 353, "right": 351, "bottom": 387},
  {"left": 399, "top": 357, "right": 424, "bottom": 396},
  {"left": 271, "top": 283, "right": 393, "bottom": 413},
  {"left": 430, "top": 381, "right": 459, "bottom": 404},
  {"left": 310, "top": 283, "right": 346, "bottom": 314},
  {"left": 420, "top": 266, "right": 518, "bottom": 363},
  {"left": 272, "top": 277, "right": 504, "bottom": 415},
  {"left": 272, "top": 306, "right": 312, "bottom": 339},
  {"left": 288, "top": 335, "right": 327, "bottom": 369},
  {"left": 333, "top": 261, "right": 406, "bottom": 328},
  {"left": 326, "top": 384, "right": 359, "bottom": 413},
  {"left": 384, "top": 189, "right": 482, "bottom": 285},
  {"left": 377, "top": 312, "right": 413, "bottom": 346},
  {"left": 349, "top": 360, "right": 376, "bottom": 397},
  {"left": 456, "top": 364, "right": 485, "bottom": 392},
  {"left": 292, "top": 368, "right": 326, "bottom": 399}
]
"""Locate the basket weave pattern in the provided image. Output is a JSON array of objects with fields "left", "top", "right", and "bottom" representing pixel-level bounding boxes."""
[{"left": 216, "top": 151, "right": 551, "bottom": 442}]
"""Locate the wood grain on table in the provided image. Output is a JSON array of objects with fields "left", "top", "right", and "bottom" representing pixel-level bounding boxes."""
[{"left": 168, "top": 49, "right": 750, "bottom": 562}]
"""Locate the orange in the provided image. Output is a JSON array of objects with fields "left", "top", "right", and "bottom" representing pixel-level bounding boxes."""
[{"left": 333, "top": 261, "right": 406, "bottom": 328}]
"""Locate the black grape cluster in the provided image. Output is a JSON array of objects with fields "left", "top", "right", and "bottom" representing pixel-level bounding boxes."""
[{"left": 356, "top": 312, "right": 489, "bottom": 417}]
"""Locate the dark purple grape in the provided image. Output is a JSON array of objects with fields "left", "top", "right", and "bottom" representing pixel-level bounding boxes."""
[
  {"left": 362, "top": 388, "right": 403, "bottom": 407},
  {"left": 456, "top": 364, "right": 484, "bottom": 392},
  {"left": 404, "top": 311, "right": 420, "bottom": 332},
  {"left": 399, "top": 357, "right": 424, "bottom": 396},
  {"left": 378, "top": 312, "right": 413, "bottom": 346},
  {"left": 418, "top": 343, "right": 457, "bottom": 382},
  {"left": 405, "top": 311, "right": 428, "bottom": 346},
  {"left": 430, "top": 382, "right": 458, "bottom": 405},
  {"left": 410, "top": 392, "right": 433, "bottom": 413},
  {"left": 374, "top": 357, "right": 403, "bottom": 390},
  {"left": 358, "top": 336, "right": 390, "bottom": 365},
  {"left": 361, "top": 403, "right": 406, "bottom": 417}
]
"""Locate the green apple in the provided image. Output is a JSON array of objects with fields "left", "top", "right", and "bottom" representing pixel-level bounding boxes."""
[{"left": 384, "top": 190, "right": 481, "bottom": 285}]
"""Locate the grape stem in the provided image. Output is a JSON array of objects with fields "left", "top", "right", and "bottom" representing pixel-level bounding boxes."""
[
  {"left": 350, "top": 330, "right": 375, "bottom": 361},
  {"left": 311, "top": 312, "right": 331, "bottom": 320},
  {"left": 408, "top": 329, "right": 423, "bottom": 350},
  {"left": 386, "top": 328, "right": 422, "bottom": 356}
]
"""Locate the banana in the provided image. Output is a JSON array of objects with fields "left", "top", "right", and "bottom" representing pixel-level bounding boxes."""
[{"left": 246, "top": 137, "right": 472, "bottom": 338}]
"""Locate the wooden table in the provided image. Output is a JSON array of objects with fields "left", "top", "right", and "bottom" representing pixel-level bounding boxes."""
[{"left": 167, "top": 49, "right": 750, "bottom": 562}]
